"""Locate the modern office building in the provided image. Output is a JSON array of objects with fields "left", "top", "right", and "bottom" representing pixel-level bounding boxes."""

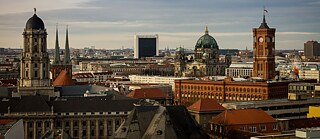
[
  {"left": 222, "top": 98, "right": 320, "bottom": 119},
  {"left": 304, "top": 40, "right": 320, "bottom": 59},
  {"left": 288, "top": 82, "right": 316, "bottom": 100},
  {"left": 134, "top": 34, "right": 159, "bottom": 58}
]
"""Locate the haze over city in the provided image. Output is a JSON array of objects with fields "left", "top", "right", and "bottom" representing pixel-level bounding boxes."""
[{"left": 0, "top": 0, "right": 319, "bottom": 50}]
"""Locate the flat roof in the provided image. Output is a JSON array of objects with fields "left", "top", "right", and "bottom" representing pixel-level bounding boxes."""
[{"left": 222, "top": 98, "right": 320, "bottom": 108}]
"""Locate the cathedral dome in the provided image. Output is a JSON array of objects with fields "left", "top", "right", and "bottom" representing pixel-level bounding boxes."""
[
  {"left": 176, "top": 47, "right": 184, "bottom": 52},
  {"left": 195, "top": 26, "right": 218, "bottom": 49},
  {"left": 26, "top": 9, "right": 45, "bottom": 30}
]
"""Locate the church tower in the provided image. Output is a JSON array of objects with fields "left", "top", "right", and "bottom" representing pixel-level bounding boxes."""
[
  {"left": 17, "top": 9, "right": 57, "bottom": 97},
  {"left": 20, "top": 9, "right": 51, "bottom": 87},
  {"left": 51, "top": 25, "right": 72, "bottom": 81},
  {"left": 252, "top": 10, "right": 276, "bottom": 80}
]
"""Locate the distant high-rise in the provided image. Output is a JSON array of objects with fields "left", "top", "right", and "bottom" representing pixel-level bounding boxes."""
[
  {"left": 252, "top": 10, "right": 276, "bottom": 80},
  {"left": 304, "top": 40, "right": 320, "bottom": 59},
  {"left": 134, "top": 34, "right": 159, "bottom": 59}
]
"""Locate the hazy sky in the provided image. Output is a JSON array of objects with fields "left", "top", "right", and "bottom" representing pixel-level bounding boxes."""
[{"left": 0, "top": 0, "right": 319, "bottom": 50}]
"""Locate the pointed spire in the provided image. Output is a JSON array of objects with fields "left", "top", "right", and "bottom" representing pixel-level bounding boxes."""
[
  {"left": 205, "top": 25, "right": 209, "bottom": 34},
  {"left": 54, "top": 23, "right": 61, "bottom": 65},
  {"left": 259, "top": 7, "right": 269, "bottom": 29},
  {"left": 34, "top": 8, "right": 36, "bottom": 14},
  {"left": 64, "top": 25, "right": 71, "bottom": 65}
]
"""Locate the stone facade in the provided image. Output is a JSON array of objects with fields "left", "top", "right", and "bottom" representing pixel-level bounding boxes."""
[{"left": 175, "top": 26, "right": 231, "bottom": 77}]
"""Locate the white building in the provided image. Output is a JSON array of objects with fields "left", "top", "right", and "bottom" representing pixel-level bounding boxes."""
[
  {"left": 128, "top": 75, "right": 192, "bottom": 90},
  {"left": 296, "top": 127, "right": 320, "bottom": 138},
  {"left": 225, "top": 67, "right": 253, "bottom": 78}
]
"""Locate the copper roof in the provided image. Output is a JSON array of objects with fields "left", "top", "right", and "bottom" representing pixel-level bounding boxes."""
[
  {"left": 127, "top": 88, "right": 168, "bottom": 99},
  {"left": 188, "top": 98, "right": 225, "bottom": 112},
  {"left": 53, "top": 70, "right": 75, "bottom": 86},
  {"left": 211, "top": 109, "right": 276, "bottom": 125}
]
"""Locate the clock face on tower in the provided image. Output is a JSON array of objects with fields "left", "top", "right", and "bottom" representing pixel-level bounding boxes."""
[{"left": 259, "top": 37, "right": 264, "bottom": 42}]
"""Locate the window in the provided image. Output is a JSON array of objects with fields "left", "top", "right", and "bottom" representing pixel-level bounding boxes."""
[
  {"left": 74, "top": 121, "right": 78, "bottom": 127},
  {"left": 74, "top": 130, "right": 78, "bottom": 137},
  {"left": 273, "top": 124, "right": 278, "bottom": 130},
  {"left": 260, "top": 125, "right": 266, "bottom": 131},
  {"left": 249, "top": 126, "right": 257, "bottom": 133},
  {"left": 29, "top": 122, "right": 33, "bottom": 128},
  {"left": 56, "top": 121, "right": 61, "bottom": 127},
  {"left": 240, "top": 126, "right": 245, "bottom": 131},
  {"left": 34, "top": 70, "right": 38, "bottom": 78}
]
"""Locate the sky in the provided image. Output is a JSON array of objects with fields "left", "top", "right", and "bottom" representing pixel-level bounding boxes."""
[{"left": 0, "top": 0, "right": 319, "bottom": 50}]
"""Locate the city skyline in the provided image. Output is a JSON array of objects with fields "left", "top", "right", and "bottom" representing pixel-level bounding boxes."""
[{"left": 0, "top": 0, "right": 319, "bottom": 50}]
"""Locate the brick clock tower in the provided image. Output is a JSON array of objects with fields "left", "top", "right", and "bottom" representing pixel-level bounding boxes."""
[{"left": 252, "top": 11, "right": 276, "bottom": 80}]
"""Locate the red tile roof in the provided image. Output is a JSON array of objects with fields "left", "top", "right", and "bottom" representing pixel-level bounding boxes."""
[
  {"left": 211, "top": 109, "right": 276, "bottom": 125},
  {"left": 53, "top": 70, "right": 75, "bottom": 86},
  {"left": 127, "top": 88, "right": 168, "bottom": 99},
  {"left": 188, "top": 99, "right": 225, "bottom": 112},
  {"left": 0, "top": 119, "right": 14, "bottom": 125}
]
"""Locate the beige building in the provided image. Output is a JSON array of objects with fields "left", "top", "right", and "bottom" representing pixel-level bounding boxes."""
[
  {"left": 1, "top": 95, "right": 139, "bottom": 139},
  {"left": 17, "top": 9, "right": 57, "bottom": 97}
]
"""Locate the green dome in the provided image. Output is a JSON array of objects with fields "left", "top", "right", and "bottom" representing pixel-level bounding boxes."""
[
  {"left": 176, "top": 47, "right": 184, "bottom": 52},
  {"left": 195, "top": 26, "right": 219, "bottom": 49}
]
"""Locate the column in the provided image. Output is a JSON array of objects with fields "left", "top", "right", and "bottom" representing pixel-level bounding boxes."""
[
  {"left": 70, "top": 120, "right": 74, "bottom": 138},
  {"left": 87, "top": 120, "right": 90, "bottom": 138},
  {"left": 41, "top": 121, "right": 45, "bottom": 135},
  {"left": 24, "top": 121, "right": 28, "bottom": 139},
  {"left": 33, "top": 121, "right": 36, "bottom": 139},
  {"left": 112, "top": 119, "right": 116, "bottom": 133},
  {"left": 95, "top": 120, "right": 99, "bottom": 139},
  {"left": 50, "top": 119, "right": 54, "bottom": 130},
  {"left": 79, "top": 119, "right": 82, "bottom": 139},
  {"left": 104, "top": 119, "right": 108, "bottom": 139}
]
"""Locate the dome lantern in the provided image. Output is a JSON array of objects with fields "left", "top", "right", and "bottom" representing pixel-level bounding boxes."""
[{"left": 195, "top": 26, "right": 219, "bottom": 49}]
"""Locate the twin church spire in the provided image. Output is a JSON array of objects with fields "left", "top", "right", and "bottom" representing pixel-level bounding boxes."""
[{"left": 53, "top": 24, "right": 71, "bottom": 65}]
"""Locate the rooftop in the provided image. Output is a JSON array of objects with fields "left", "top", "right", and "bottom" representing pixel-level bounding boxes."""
[
  {"left": 188, "top": 98, "right": 225, "bottom": 112},
  {"left": 211, "top": 109, "right": 276, "bottom": 125}
]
